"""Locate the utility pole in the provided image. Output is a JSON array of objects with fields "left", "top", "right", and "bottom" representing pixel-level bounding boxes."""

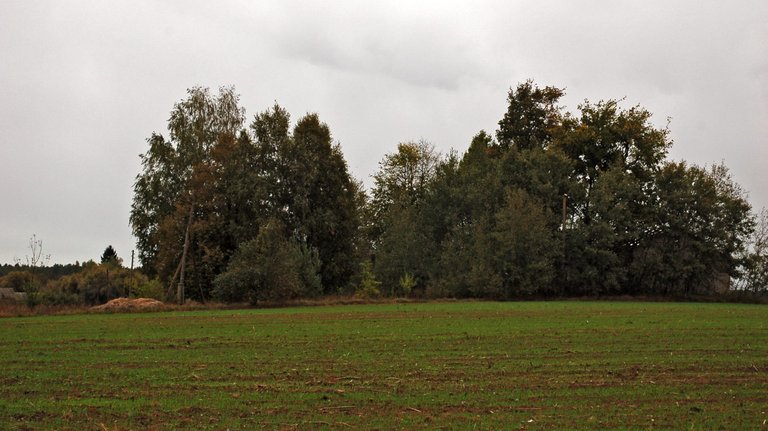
[{"left": 128, "top": 250, "right": 135, "bottom": 298}]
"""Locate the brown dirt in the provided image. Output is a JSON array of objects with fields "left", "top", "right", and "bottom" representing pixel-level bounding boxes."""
[{"left": 91, "top": 297, "right": 166, "bottom": 312}]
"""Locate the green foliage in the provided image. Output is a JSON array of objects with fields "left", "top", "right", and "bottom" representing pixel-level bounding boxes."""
[
  {"left": 79, "top": 264, "right": 144, "bottom": 305},
  {"left": 37, "top": 288, "right": 79, "bottom": 306},
  {"left": 498, "top": 145, "right": 578, "bottom": 228},
  {"left": 283, "top": 114, "right": 360, "bottom": 292},
  {"left": 131, "top": 86, "right": 246, "bottom": 286},
  {"left": 355, "top": 261, "right": 381, "bottom": 299},
  {"left": 497, "top": 80, "right": 564, "bottom": 151},
  {"left": 429, "top": 188, "right": 560, "bottom": 299},
  {"left": 0, "top": 270, "right": 37, "bottom": 292},
  {"left": 491, "top": 189, "right": 559, "bottom": 296},
  {"left": 41, "top": 274, "right": 82, "bottom": 304},
  {"left": 373, "top": 206, "right": 432, "bottom": 296},
  {"left": 23, "top": 283, "right": 39, "bottom": 309},
  {"left": 627, "top": 162, "right": 754, "bottom": 294},
  {"left": 33, "top": 263, "right": 145, "bottom": 305},
  {"left": 429, "top": 226, "right": 478, "bottom": 298},
  {"left": 371, "top": 139, "right": 441, "bottom": 210},
  {"left": 375, "top": 80, "right": 755, "bottom": 298},
  {"left": 126, "top": 80, "right": 757, "bottom": 301},
  {"left": 562, "top": 221, "right": 624, "bottom": 295},
  {"left": 100, "top": 245, "right": 120, "bottom": 266},
  {"left": 131, "top": 278, "right": 165, "bottom": 300},
  {"left": 131, "top": 89, "right": 361, "bottom": 299},
  {"left": 368, "top": 139, "right": 441, "bottom": 244},
  {"left": 213, "top": 220, "right": 322, "bottom": 304},
  {"left": 555, "top": 100, "right": 671, "bottom": 226},
  {"left": 398, "top": 272, "right": 416, "bottom": 297}
]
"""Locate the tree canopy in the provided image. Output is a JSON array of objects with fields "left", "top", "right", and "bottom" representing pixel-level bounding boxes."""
[
  {"left": 100, "top": 246, "right": 119, "bottom": 266},
  {"left": 131, "top": 87, "right": 361, "bottom": 301},
  {"left": 128, "top": 82, "right": 760, "bottom": 303}
]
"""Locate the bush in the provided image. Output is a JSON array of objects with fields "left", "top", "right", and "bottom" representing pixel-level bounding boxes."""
[
  {"left": 1, "top": 271, "right": 37, "bottom": 292},
  {"left": 38, "top": 289, "right": 80, "bottom": 306},
  {"left": 77, "top": 264, "right": 145, "bottom": 305},
  {"left": 24, "top": 282, "right": 40, "bottom": 309},
  {"left": 213, "top": 219, "right": 322, "bottom": 304},
  {"left": 10, "top": 264, "right": 153, "bottom": 307},
  {"left": 132, "top": 278, "right": 165, "bottom": 300},
  {"left": 398, "top": 272, "right": 416, "bottom": 297},
  {"left": 355, "top": 262, "right": 381, "bottom": 299}
]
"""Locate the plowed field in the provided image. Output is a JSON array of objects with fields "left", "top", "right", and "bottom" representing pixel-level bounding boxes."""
[{"left": 1, "top": 301, "right": 766, "bottom": 429}]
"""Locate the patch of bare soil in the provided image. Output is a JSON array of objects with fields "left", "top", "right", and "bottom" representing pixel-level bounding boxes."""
[{"left": 91, "top": 297, "right": 165, "bottom": 312}]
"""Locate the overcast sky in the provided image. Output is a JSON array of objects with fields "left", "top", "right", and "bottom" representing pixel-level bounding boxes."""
[{"left": 1, "top": 1, "right": 766, "bottom": 266}]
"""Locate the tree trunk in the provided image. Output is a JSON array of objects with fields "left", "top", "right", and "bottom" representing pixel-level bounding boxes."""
[{"left": 178, "top": 205, "right": 193, "bottom": 305}]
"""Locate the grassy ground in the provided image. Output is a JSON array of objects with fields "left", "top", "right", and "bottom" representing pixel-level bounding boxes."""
[{"left": 0, "top": 301, "right": 766, "bottom": 430}]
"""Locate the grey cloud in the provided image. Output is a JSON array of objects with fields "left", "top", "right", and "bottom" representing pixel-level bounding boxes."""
[{"left": 0, "top": 0, "right": 766, "bottom": 265}]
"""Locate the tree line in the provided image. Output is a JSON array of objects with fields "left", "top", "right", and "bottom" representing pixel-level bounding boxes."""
[
  {"left": 6, "top": 81, "right": 764, "bottom": 307},
  {"left": 124, "top": 82, "right": 767, "bottom": 303}
]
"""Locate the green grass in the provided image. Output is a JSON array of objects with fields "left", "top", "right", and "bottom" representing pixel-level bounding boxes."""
[{"left": 1, "top": 301, "right": 767, "bottom": 430}]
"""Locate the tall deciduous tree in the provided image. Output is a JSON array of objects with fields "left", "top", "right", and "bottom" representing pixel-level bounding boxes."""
[
  {"left": 369, "top": 139, "right": 441, "bottom": 244},
  {"left": 283, "top": 113, "right": 360, "bottom": 292},
  {"left": 497, "top": 80, "right": 564, "bottom": 151},
  {"left": 637, "top": 162, "right": 753, "bottom": 294},
  {"left": 371, "top": 140, "right": 440, "bottom": 210},
  {"left": 555, "top": 100, "right": 671, "bottom": 225},
  {"left": 424, "top": 132, "right": 502, "bottom": 297},
  {"left": 368, "top": 140, "right": 441, "bottom": 294},
  {"left": 373, "top": 205, "right": 432, "bottom": 295},
  {"left": 131, "top": 86, "right": 245, "bottom": 284}
]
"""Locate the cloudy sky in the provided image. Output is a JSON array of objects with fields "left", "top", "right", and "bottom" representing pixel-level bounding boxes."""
[{"left": 1, "top": 1, "right": 766, "bottom": 265}]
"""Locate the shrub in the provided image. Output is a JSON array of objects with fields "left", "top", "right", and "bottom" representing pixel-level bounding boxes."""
[
  {"left": 132, "top": 278, "right": 165, "bottom": 300},
  {"left": 398, "top": 272, "right": 416, "bottom": 297},
  {"left": 23, "top": 280, "right": 40, "bottom": 309},
  {"left": 78, "top": 264, "right": 142, "bottom": 305},
  {"left": 355, "top": 262, "right": 381, "bottom": 299},
  {"left": 38, "top": 289, "right": 80, "bottom": 306},
  {"left": 213, "top": 219, "right": 322, "bottom": 304},
  {"left": 1, "top": 271, "right": 37, "bottom": 292}
]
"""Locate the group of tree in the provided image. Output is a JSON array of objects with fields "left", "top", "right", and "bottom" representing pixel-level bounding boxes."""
[
  {"left": 370, "top": 83, "right": 761, "bottom": 298},
  {"left": 130, "top": 87, "right": 361, "bottom": 303},
  {"left": 128, "top": 83, "right": 767, "bottom": 304}
]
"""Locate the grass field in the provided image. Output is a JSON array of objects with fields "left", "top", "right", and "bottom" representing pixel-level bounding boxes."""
[{"left": 0, "top": 301, "right": 766, "bottom": 430}]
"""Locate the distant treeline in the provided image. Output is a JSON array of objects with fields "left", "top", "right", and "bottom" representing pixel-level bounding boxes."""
[{"left": 0, "top": 263, "right": 81, "bottom": 280}]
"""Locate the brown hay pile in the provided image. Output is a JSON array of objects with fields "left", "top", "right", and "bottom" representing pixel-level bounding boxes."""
[{"left": 92, "top": 297, "right": 165, "bottom": 312}]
